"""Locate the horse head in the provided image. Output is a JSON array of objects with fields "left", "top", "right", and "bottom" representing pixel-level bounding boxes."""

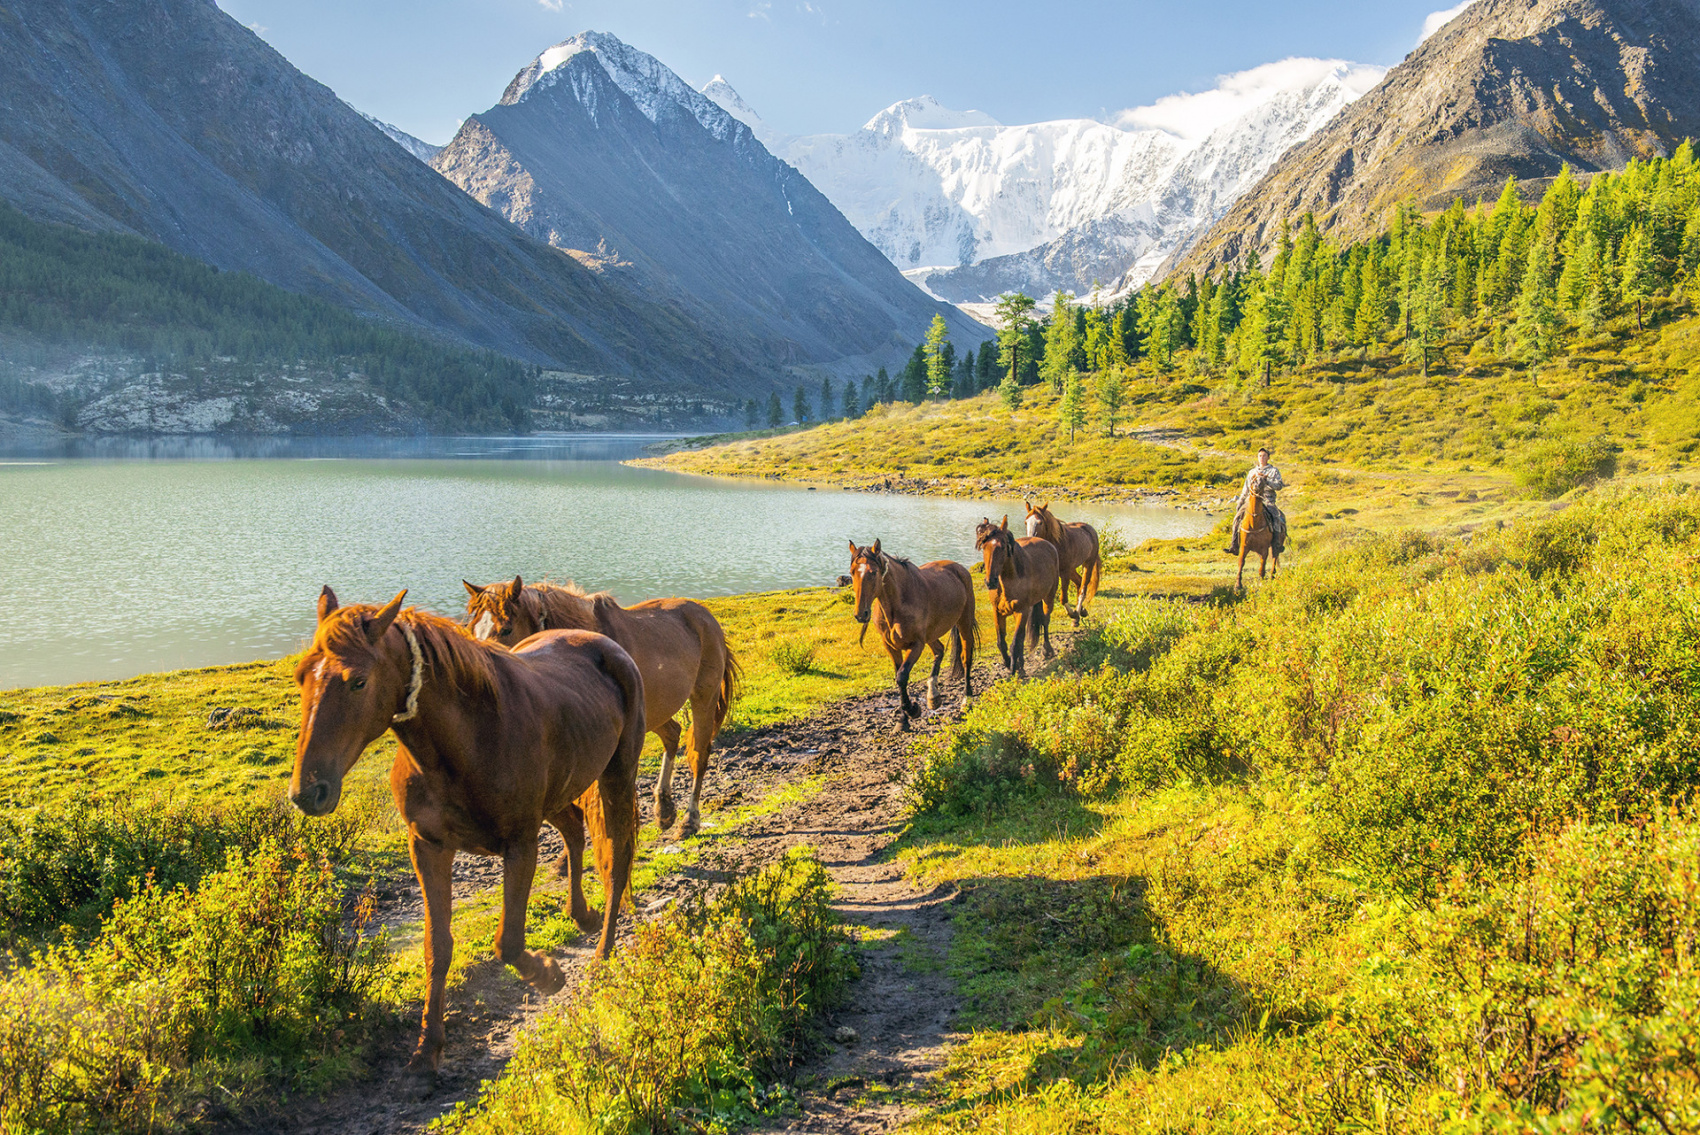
[
  {"left": 848, "top": 539, "right": 885, "bottom": 640},
  {"left": 291, "top": 585, "right": 410, "bottom": 817},
  {"left": 975, "top": 516, "right": 1018, "bottom": 593},
  {"left": 463, "top": 575, "right": 540, "bottom": 645},
  {"left": 1024, "top": 500, "right": 1056, "bottom": 541}
]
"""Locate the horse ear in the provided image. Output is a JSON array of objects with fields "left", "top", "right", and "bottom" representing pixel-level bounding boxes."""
[
  {"left": 367, "top": 589, "right": 406, "bottom": 644},
  {"left": 463, "top": 579, "right": 484, "bottom": 598},
  {"left": 1000, "top": 515, "right": 1010, "bottom": 531},
  {"left": 1024, "top": 499, "right": 1033, "bottom": 512},
  {"left": 505, "top": 575, "right": 524, "bottom": 601},
  {"left": 317, "top": 585, "right": 339, "bottom": 623},
  {"left": 848, "top": 539, "right": 858, "bottom": 555},
  {"left": 872, "top": 539, "right": 881, "bottom": 556},
  {"left": 1042, "top": 500, "right": 1051, "bottom": 511}
]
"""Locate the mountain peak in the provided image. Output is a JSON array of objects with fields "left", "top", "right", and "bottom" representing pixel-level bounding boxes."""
[
  {"left": 502, "top": 30, "right": 745, "bottom": 143},
  {"left": 863, "top": 96, "right": 1001, "bottom": 135},
  {"left": 700, "top": 74, "right": 783, "bottom": 147}
]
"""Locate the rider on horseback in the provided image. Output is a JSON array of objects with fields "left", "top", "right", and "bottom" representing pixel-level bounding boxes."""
[{"left": 1224, "top": 447, "right": 1286, "bottom": 556}]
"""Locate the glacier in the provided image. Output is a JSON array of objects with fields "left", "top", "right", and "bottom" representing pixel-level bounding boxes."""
[{"left": 703, "top": 60, "right": 1384, "bottom": 305}]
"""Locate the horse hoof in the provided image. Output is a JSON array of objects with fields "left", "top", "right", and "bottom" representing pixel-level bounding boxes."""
[
  {"left": 678, "top": 813, "right": 700, "bottom": 839},
  {"left": 573, "top": 907, "right": 602, "bottom": 935},
  {"left": 654, "top": 799, "right": 677, "bottom": 832},
  {"left": 534, "top": 956, "right": 566, "bottom": 995},
  {"left": 960, "top": 696, "right": 972, "bottom": 710},
  {"left": 927, "top": 694, "right": 941, "bottom": 711}
]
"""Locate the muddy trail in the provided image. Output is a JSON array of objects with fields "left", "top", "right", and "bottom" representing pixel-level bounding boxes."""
[{"left": 253, "top": 651, "right": 1040, "bottom": 1135}]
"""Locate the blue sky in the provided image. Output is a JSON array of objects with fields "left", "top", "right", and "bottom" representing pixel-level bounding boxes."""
[{"left": 215, "top": 0, "right": 1472, "bottom": 145}]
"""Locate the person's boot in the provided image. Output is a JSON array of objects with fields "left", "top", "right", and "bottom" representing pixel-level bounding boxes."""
[{"left": 1224, "top": 534, "right": 1240, "bottom": 555}]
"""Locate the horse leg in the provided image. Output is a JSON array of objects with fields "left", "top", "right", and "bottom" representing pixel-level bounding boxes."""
[
  {"left": 1010, "top": 608, "right": 1028, "bottom": 678},
  {"left": 407, "top": 834, "right": 455, "bottom": 1074},
  {"left": 1237, "top": 544, "right": 1249, "bottom": 591},
  {"left": 496, "top": 838, "right": 565, "bottom": 994},
  {"left": 548, "top": 802, "right": 600, "bottom": 933},
  {"left": 957, "top": 619, "right": 975, "bottom": 707},
  {"left": 1272, "top": 548, "right": 1281, "bottom": 579},
  {"left": 1040, "top": 597, "right": 1055, "bottom": 661},
  {"left": 679, "top": 689, "right": 719, "bottom": 838},
  {"left": 1065, "top": 567, "right": 1084, "bottom": 624},
  {"left": 1260, "top": 547, "right": 1269, "bottom": 580},
  {"left": 895, "top": 643, "right": 925, "bottom": 728},
  {"left": 994, "top": 609, "right": 1012, "bottom": 672},
  {"left": 651, "top": 719, "right": 683, "bottom": 833},
  {"left": 591, "top": 761, "right": 638, "bottom": 961},
  {"left": 926, "top": 639, "right": 945, "bottom": 710}
]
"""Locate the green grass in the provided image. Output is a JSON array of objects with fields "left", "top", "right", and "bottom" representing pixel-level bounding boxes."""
[{"left": 887, "top": 486, "right": 1700, "bottom": 1132}]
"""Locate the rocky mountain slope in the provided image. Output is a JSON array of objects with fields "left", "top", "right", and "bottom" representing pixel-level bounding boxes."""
[
  {"left": 1169, "top": 0, "right": 1700, "bottom": 280},
  {"left": 705, "top": 62, "right": 1382, "bottom": 304},
  {"left": 359, "top": 113, "right": 443, "bottom": 164},
  {"left": 432, "top": 32, "right": 985, "bottom": 377},
  {"left": 0, "top": 0, "right": 762, "bottom": 392}
]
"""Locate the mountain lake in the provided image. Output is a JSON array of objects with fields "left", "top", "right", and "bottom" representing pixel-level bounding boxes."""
[{"left": 0, "top": 435, "right": 1213, "bottom": 689}]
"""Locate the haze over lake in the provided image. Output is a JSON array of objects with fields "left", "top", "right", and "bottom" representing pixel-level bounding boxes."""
[{"left": 0, "top": 437, "right": 1211, "bottom": 689}]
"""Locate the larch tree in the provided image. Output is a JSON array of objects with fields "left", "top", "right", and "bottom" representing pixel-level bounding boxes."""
[
  {"left": 994, "top": 292, "right": 1038, "bottom": 386},
  {"left": 1058, "top": 370, "right": 1087, "bottom": 442},
  {"left": 1095, "top": 369, "right": 1126, "bottom": 438}
]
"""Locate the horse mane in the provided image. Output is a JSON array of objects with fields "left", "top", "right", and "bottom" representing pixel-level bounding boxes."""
[
  {"left": 1034, "top": 507, "right": 1063, "bottom": 543},
  {"left": 530, "top": 580, "right": 610, "bottom": 631},
  {"left": 401, "top": 610, "right": 501, "bottom": 703},
  {"left": 317, "top": 606, "right": 500, "bottom": 704}
]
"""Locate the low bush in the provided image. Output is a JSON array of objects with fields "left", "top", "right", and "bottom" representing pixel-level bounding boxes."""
[
  {"left": 1515, "top": 433, "right": 1618, "bottom": 498},
  {"left": 0, "top": 792, "right": 375, "bottom": 939},
  {"left": 0, "top": 844, "right": 395, "bottom": 1132},
  {"left": 440, "top": 850, "right": 856, "bottom": 1135},
  {"left": 767, "top": 640, "right": 817, "bottom": 676}
]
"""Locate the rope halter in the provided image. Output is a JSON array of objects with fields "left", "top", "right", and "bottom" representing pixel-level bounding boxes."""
[{"left": 392, "top": 621, "right": 425, "bottom": 724}]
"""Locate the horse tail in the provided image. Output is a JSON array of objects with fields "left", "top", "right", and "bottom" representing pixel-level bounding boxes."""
[
  {"left": 714, "top": 645, "right": 742, "bottom": 731},
  {"left": 1083, "top": 550, "right": 1103, "bottom": 612}
]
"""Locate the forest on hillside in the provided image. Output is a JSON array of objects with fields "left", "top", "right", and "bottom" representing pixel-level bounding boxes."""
[{"left": 0, "top": 205, "right": 537, "bottom": 433}]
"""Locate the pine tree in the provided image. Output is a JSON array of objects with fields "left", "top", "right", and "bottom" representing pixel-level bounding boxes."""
[
  {"left": 1095, "top": 369, "right": 1126, "bottom": 438},
  {"left": 875, "top": 366, "right": 891, "bottom": 404},
  {"left": 766, "top": 391, "right": 783, "bottom": 428},
  {"left": 743, "top": 399, "right": 758, "bottom": 428},
  {"left": 844, "top": 377, "right": 861, "bottom": 419},
  {"left": 924, "top": 314, "right": 953, "bottom": 399},
  {"left": 976, "top": 340, "right": 997, "bottom": 391},
  {"left": 900, "top": 345, "right": 928, "bottom": 402},
  {"left": 794, "top": 384, "right": 810, "bottom": 424},
  {"left": 1058, "top": 370, "right": 1087, "bottom": 442},
  {"left": 1622, "top": 222, "right": 1657, "bottom": 330},
  {"left": 994, "top": 292, "right": 1038, "bottom": 386},
  {"left": 820, "top": 375, "right": 834, "bottom": 421},
  {"left": 998, "top": 373, "right": 1022, "bottom": 410}
]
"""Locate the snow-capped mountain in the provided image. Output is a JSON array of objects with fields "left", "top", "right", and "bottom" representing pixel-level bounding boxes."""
[
  {"left": 704, "top": 60, "right": 1383, "bottom": 303},
  {"left": 358, "top": 112, "right": 442, "bottom": 163},
  {"left": 432, "top": 31, "right": 985, "bottom": 380}
]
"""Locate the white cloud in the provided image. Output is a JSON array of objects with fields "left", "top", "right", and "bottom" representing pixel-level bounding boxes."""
[
  {"left": 748, "top": 1, "right": 771, "bottom": 19},
  {"left": 537, "top": 0, "right": 563, "bottom": 10},
  {"left": 1418, "top": 0, "right": 1477, "bottom": 44},
  {"left": 1113, "top": 57, "right": 1385, "bottom": 143}
]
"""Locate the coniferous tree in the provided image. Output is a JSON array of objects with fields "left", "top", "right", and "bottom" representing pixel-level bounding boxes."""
[
  {"left": 794, "top": 384, "right": 810, "bottom": 424},
  {"left": 844, "top": 377, "right": 861, "bottom": 419},
  {"left": 820, "top": 375, "right": 835, "bottom": 421},
  {"left": 1058, "top": 370, "right": 1087, "bottom": 442},
  {"left": 1095, "top": 369, "right": 1126, "bottom": 438},
  {"left": 767, "top": 391, "right": 783, "bottom": 428},
  {"left": 993, "top": 292, "right": 1038, "bottom": 386},
  {"left": 900, "top": 345, "right": 928, "bottom": 402},
  {"left": 743, "top": 399, "right": 759, "bottom": 428},
  {"left": 924, "top": 314, "right": 953, "bottom": 399},
  {"left": 976, "top": 340, "right": 998, "bottom": 391},
  {"left": 875, "top": 366, "right": 892, "bottom": 404},
  {"left": 1622, "top": 223, "right": 1657, "bottom": 330},
  {"left": 1041, "top": 291, "right": 1079, "bottom": 393}
]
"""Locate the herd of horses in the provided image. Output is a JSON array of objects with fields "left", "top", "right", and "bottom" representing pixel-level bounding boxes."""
[{"left": 288, "top": 500, "right": 1106, "bottom": 1072}]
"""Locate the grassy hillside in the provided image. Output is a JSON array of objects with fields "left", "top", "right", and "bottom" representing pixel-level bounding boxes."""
[{"left": 895, "top": 485, "right": 1700, "bottom": 1131}]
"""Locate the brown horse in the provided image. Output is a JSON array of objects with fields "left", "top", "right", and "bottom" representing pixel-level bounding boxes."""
[
  {"left": 290, "top": 587, "right": 643, "bottom": 1074},
  {"left": 1023, "top": 500, "right": 1103, "bottom": 623},
  {"left": 974, "top": 517, "right": 1059, "bottom": 678},
  {"left": 1236, "top": 494, "right": 1281, "bottom": 590},
  {"left": 847, "top": 541, "right": 978, "bottom": 730},
  {"left": 464, "top": 577, "right": 738, "bottom": 837}
]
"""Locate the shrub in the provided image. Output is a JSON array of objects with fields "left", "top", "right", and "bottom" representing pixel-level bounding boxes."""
[
  {"left": 1515, "top": 433, "right": 1618, "bottom": 498},
  {"left": 767, "top": 640, "right": 817, "bottom": 676},
  {"left": 0, "top": 792, "right": 375, "bottom": 938},
  {"left": 0, "top": 845, "right": 395, "bottom": 1131},
  {"left": 440, "top": 851, "right": 856, "bottom": 1135}
]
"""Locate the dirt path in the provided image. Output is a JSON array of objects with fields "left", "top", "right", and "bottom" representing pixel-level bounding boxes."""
[{"left": 256, "top": 661, "right": 1011, "bottom": 1135}]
